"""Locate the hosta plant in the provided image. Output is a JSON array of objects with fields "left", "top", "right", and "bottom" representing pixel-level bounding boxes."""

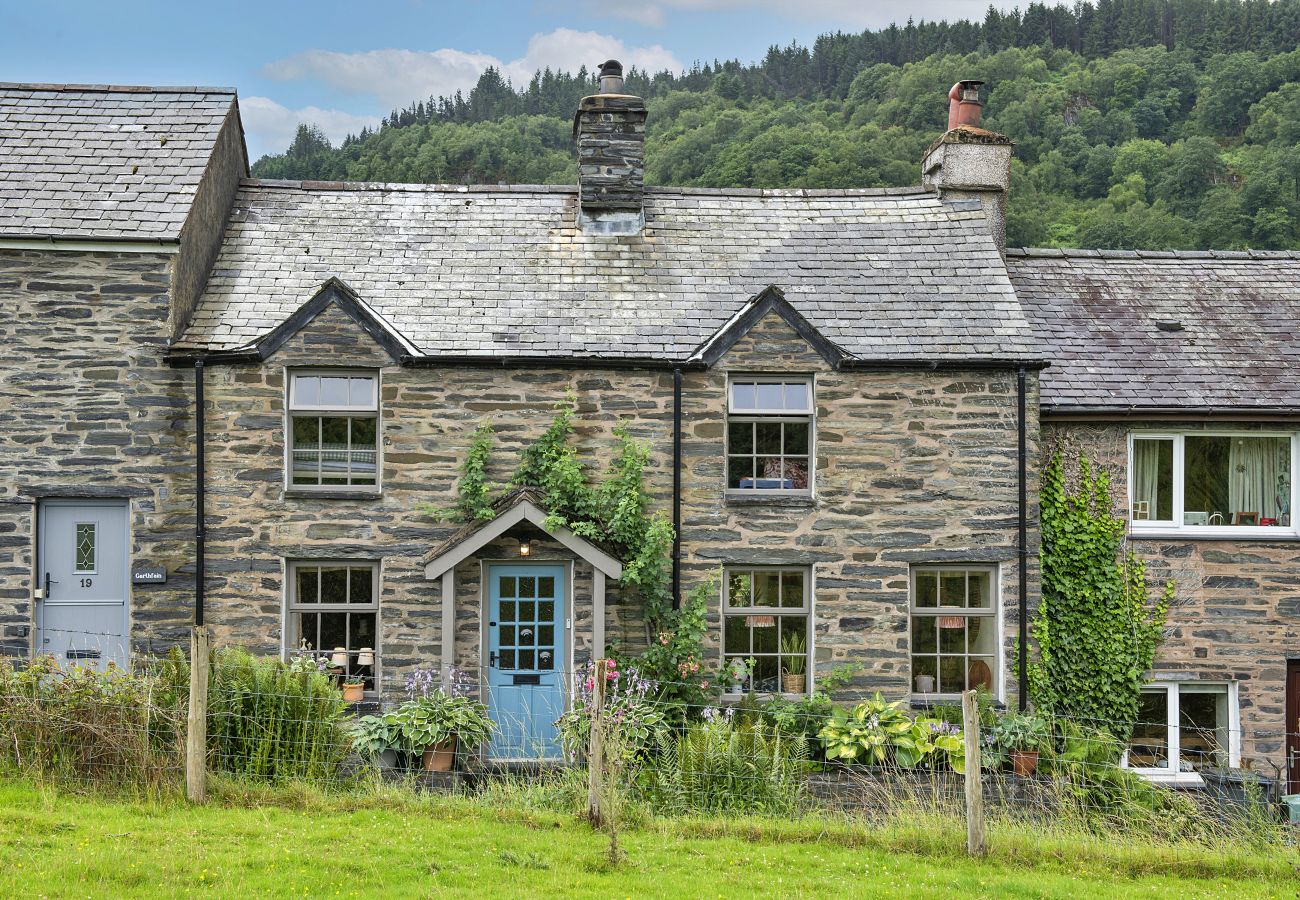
[
  {"left": 818, "top": 692, "right": 912, "bottom": 764},
  {"left": 894, "top": 718, "right": 966, "bottom": 773}
]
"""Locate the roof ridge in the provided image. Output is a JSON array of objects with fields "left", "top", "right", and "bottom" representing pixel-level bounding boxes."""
[
  {"left": 240, "top": 178, "right": 939, "bottom": 200},
  {"left": 0, "top": 81, "right": 236, "bottom": 95},
  {"left": 1007, "top": 247, "right": 1300, "bottom": 261}
]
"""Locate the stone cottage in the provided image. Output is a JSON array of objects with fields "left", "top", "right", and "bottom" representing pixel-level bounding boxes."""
[{"left": 1, "top": 69, "right": 1297, "bottom": 784}]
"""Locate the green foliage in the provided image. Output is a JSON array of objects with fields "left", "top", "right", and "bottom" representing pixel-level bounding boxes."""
[
  {"left": 456, "top": 420, "right": 496, "bottom": 522},
  {"left": 624, "top": 577, "right": 724, "bottom": 722},
  {"left": 207, "top": 648, "right": 349, "bottom": 782},
  {"left": 992, "top": 711, "right": 1050, "bottom": 753},
  {"left": 356, "top": 693, "right": 495, "bottom": 755},
  {"left": 818, "top": 692, "right": 914, "bottom": 765},
  {"left": 644, "top": 718, "right": 806, "bottom": 815},
  {"left": 513, "top": 393, "right": 597, "bottom": 526},
  {"left": 1029, "top": 453, "right": 1173, "bottom": 745},
  {"left": 0, "top": 652, "right": 188, "bottom": 793},
  {"left": 554, "top": 668, "right": 668, "bottom": 766},
  {"left": 780, "top": 632, "right": 806, "bottom": 675},
  {"left": 256, "top": 5, "right": 1300, "bottom": 252},
  {"left": 762, "top": 663, "right": 861, "bottom": 740}
]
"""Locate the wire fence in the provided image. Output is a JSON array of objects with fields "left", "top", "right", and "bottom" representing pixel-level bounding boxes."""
[{"left": 0, "top": 632, "right": 1297, "bottom": 854}]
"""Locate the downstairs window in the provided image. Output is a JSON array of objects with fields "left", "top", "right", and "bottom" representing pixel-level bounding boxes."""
[{"left": 1125, "top": 682, "right": 1239, "bottom": 780}]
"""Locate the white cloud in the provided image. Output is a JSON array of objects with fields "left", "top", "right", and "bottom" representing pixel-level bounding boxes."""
[
  {"left": 262, "top": 28, "right": 684, "bottom": 110},
  {"left": 598, "top": 0, "right": 992, "bottom": 29},
  {"left": 240, "top": 96, "right": 381, "bottom": 160}
]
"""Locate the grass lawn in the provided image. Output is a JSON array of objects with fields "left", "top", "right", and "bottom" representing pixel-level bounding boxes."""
[{"left": 0, "top": 779, "right": 1294, "bottom": 898}]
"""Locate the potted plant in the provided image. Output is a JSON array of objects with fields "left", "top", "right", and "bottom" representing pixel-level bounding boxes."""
[
  {"left": 388, "top": 691, "right": 495, "bottom": 772},
  {"left": 350, "top": 714, "right": 405, "bottom": 770},
  {"left": 341, "top": 674, "right": 365, "bottom": 703},
  {"left": 781, "top": 633, "right": 806, "bottom": 694},
  {"left": 994, "top": 711, "right": 1049, "bottom": 776}
]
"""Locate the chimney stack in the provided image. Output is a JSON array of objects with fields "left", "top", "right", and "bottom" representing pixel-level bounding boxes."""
[
  {"left": 574, "top": 59, "right": 647, "bottom": 234},
  {"left": 922, "top": 80, "right": 1013, "bottom": 257}
]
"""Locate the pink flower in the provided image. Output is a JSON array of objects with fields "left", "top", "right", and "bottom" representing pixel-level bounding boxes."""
[
  {"left": 584, "top": 678, "right": 595, "bottom": 691},
  {"left": 700, "top": 681, "right": 709, "bottom": 689}
]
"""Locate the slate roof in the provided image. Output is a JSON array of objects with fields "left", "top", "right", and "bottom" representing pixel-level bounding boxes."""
[
  {"left": 176, "top": 180, "right": 1040, "bottom": 363},
  {"left": 0, "top": 83, "right": 237, "bottom": 240},
  {"left": 1009, "top": 248, "right": 1300, "bottom": 413}
]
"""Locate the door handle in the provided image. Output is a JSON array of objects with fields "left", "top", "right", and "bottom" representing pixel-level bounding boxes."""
[
  {"left": 44, "top": 572, "right": 57, "bottom": 599},
  {"left": 489, "top": 651, "right": 499, "bottom": 668}
]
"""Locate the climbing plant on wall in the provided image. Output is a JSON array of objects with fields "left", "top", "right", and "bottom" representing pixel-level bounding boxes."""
[{"left": 1029, "top": 451, "right": 1173, "bottom": 744}]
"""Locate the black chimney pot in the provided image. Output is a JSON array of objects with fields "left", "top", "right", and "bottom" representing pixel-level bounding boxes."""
[{"left": 599, "top": 59, "right": 623, "bottom": 77}]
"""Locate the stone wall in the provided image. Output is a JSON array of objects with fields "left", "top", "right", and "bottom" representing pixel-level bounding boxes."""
[
  {"left": 195, "top": 301, "right": 1038, "bottom": 707},
  {"left": 1044, "top": 422, "right": 1300, "bottom": 772},
  {"left": 0, "top": 249, "right": 195, "bottom": 657}
]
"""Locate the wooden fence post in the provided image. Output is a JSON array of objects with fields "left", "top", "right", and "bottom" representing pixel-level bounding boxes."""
[
  {"left": 962, "top": 689, "right": 986, "bottom": 856},
  {"left": 587, "top": 657, "right": 608, "bottom": 827},
  {"left": 186, "top": 625, "right": 209, "bottom": 804}
]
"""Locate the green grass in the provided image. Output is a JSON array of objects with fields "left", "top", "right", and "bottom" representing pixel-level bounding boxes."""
[{"left": 0, "top": 779, "right": 1294, "bottom": 898}]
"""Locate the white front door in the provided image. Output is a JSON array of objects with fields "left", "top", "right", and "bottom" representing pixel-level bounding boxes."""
[{"left": 36, "top": 500, "right": 130, "bottom": 670}]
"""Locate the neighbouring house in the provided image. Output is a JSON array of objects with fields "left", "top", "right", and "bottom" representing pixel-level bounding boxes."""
[{"left": 1, "top": 68, "right": 1297, "bottom": 786}]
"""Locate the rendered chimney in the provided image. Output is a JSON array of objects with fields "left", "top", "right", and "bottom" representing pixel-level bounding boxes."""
[
  {"left": 921, "top": 80, "right": 1014, "bottom": 256},
  {"left": 574, "top": 59, "right": 647, "bottom": 234}
]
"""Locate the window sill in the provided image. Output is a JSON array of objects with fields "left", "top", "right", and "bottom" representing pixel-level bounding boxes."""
[
  {"left": 721, "top": 691, "right": 810, "bottom": 702},
  {"left": 284, "top": 489, "right": 382, "bottom": 501},
  {"left": 1129, "top": 527, "right": 1300, "bottom": 541},
  {"left": 910, "top": 696, "right": 1006, "bottom": 711},
  {"left": 724, "top": 491, "right": 815, "bottom": 508},
  {"left": 1127, "top": 769, "right": 1206, "bottom": 787}
]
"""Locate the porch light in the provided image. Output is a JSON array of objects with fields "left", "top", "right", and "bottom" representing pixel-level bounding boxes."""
[{"left": 519, "top": 539, "right": 531, "bottom": 557}]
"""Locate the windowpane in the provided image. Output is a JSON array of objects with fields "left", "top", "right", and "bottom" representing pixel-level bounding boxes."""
[
  {"left": 500, "top": 625, "right": 515, "bottom": 646},
  {"left": 780, "top": 571, "right": 804, "bottom": 608},
  {"left": 319, "top": 612, "right": 347, "bottom": 651},
  {"left": 75, "top": 523, "right": 96, "bottom": 572},
  {"left": 724, "top": 615, "right": 750, "bottom": 654},
  {"left": 349, "top": 567, "right": 372, "bottom": 604},
  {"left": 967, "top": 571, "right": 991, "bottom": 609},
  {"left": 914, "top": 572, "right": 938, "bottom": 608},
  {"left": 293, "top": 376, "right": 320, "bottom": 407},
  {"left": 911, "top": 616, "right": 937, "bottom": 653},
  {"left": 751, "top": 655, "right": 778, "bottom": 691},
  {"left": 755, "top": 383, "right": 783, "bottom": 410},
  {"left": 319, "top": 376, "right": 350, "bottom": 407},
  {"left": 967, "top": 657, "right": 995, "bottom": 692},
  {"left": 297, "top": 567, "right": 319, "bottom": 604},
  {"left": 755, "top": 422, "right": 782, "bottom": 454},
  {"left": 783, "top": 382, "right": 809, "bottom": 411},
  {"left": 348, "top": 376, "right": 376, "bottom": 407},
  {"left": 754, "top": 571, "right": 781, "bottom": 606},
  {"left": 939, "top": 655, "right": 964, "bottom": 694},
  {"left": 538, "top": 576, "right": 555, "bottom": 598},
  {"left": 727, "top": 572, "right": 752, "bottom": 608},
  {"left": 538, "top": 600, "right": 555, "bottom": 622},
  {"left": 519, "top": 650, "right": 535, "bottom": 670},
  {"left": 320, "top": 567, "right": 348, "bottom": 603},
  {"left": 1179, "top": 688, "right": 1227, "bottom": 769},
  {"left": 728, "top": 421, "right": 754, "bottom": 454},
  {"left": 728, "top": 456, "right": 753, "bottom": 489},
  {"left": 297, "top": 613, "right": 318, "bottom": 649},
  {"left": 1184, "top": 435, "right": 1290, "bottom": 527},
  {"left": 1129, "top": 690, "right": 1170, "bottom": 769},
  {"left": 730, "top": 382, "right": 756, "bottom": 410},
  {"left": 752, "top": 619, "right": 778, "bottom": 654},
  {"left": 938, "top": 619, "right": 965, "bottom": 653},
  {"left": 519, "top": 578, "right": 536, "bottom": 599},
  {"left": 351, "top": 416, "right": 377, "bottom": 448},
  {"left": 967, "top": 615, "right": 995, "bottom": 654},
  {"left": 499, "top": 577, "right": 516, "bottom": 599},
  {"left": 1131, "top": 438, "right": 1173, "bottom": 522},
  {"left": 939, "top": 572, "right": 965, "bottom": 607},
  {"left": 784, "top": 422, "right": 809, "bottom": 455}
]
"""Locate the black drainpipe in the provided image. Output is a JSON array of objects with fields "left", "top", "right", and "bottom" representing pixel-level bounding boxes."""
[
  {"left": 1017, "top": 365, "right": 1028, "bottom": 711},
  {"left": 672, "top": 367, "right": 683, "bottom": 610},
  {"left": 195, "top": 359, "right": 206, "bottom": 628}
]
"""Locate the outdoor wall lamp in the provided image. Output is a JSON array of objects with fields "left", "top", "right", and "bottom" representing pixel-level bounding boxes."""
[{"left": 519, "top": 539, "right": 531, "bottom": 557}]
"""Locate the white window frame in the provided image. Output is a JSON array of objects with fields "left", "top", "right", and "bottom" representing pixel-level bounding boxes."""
[
  {"left": 283, "top": 559, "right": 382, "bottom": 693},
  {"left": 1123, "top": 681, "right": 1240, "bottom": 785},
  {"left": 1128, "top": 431, "right": 1298, "bottom": 538},
  {"left": 285, "top": 369, "right": 382, "bottom": 492},
  {"left": 720, "top": 565, "right": 814, "bottom": 697},
  {"left": 908, "top": 564, "right": 1002, "bottom": 702},
  {"left": 725, "top": 375, "right": 815, "bottom": 496}
]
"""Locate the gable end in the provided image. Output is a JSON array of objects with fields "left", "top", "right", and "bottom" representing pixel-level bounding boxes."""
[
  {"left": 253, "top": 277, "right": 418, "bottom": 362},
  {"left": 691, "top": 285, "right": 851, "bottom": 369}
]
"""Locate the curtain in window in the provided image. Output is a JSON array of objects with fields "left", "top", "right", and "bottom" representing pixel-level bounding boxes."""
[
  {"left": 1228, "top": 438, "right": 1283, "bottom": 520},
  {"left": 1132, "top": 441, "right": 1163, "bottom": 520}
]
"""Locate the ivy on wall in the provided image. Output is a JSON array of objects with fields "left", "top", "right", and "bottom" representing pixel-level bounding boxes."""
[{"left": 1029, "top": 452, "right": 1173, "bottom": 744}]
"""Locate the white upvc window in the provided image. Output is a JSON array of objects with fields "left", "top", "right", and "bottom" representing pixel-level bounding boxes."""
[
  {"left": 909, "top": 566, "right": 1001, "bottom": 700},
  {"left": 726, "top": 376, "right": 814, "bottom": 494},
  {"left": 1124, "top": 681, "right": 1240, "bottom": 784},
  {"left": 1128, "top": 431, "right": 1298, "bottom": 537},
  {"left": 287, "top": 370, "right": 380, "bottom": 490}
]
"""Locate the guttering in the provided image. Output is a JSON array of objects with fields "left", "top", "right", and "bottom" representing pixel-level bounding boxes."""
[
  {"left": 1044, "top": 404, "right": 1300, "bottom": 421},
  {"left": 400, "top": 354, "right": 709, "bottom": 372},
  {"left": 1016, "top": 366, "right": 1028, "bottom": 712},
  {"left": 672, "top": 367, "right": 683, "bottom": 610},
  {"left": 0, "top": 234, "right": 179, "bottom": 254},
  {"left": 194, "top": 360, "right": 206, "bottom": 627}
]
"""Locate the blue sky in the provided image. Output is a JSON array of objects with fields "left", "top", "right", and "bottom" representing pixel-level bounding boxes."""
[{"left": 2, "top": 1, "right": 992, "bottom": 159}]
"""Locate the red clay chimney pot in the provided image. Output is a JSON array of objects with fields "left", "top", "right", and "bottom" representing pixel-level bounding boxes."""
[{"left": 947, "top": 80, "right": 984, "bottom": 130}]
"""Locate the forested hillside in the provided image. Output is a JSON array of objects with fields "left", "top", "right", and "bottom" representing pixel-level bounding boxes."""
[{"left": 252, "top": 0, "right": 1300, "bottom": 250}]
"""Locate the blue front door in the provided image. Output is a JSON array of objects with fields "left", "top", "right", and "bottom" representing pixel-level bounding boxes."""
[{"left": 487, "top": 565, "right": 566, "bottom": 759}]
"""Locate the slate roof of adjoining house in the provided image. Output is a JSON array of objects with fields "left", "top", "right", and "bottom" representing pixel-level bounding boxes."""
[
  {"left": 1009, "top": 248, "right": 1300, "bottom": 413},
  {"left": 0, "top": 83, "right": 238, "bottom": 240},
  {"left": 175, "top": 180, "right": 1041, "bottom": 363}
]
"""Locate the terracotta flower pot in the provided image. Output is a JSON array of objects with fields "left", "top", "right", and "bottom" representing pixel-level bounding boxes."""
[
  {"left": 422, "top": 737, "right": 457, "bottom": 772},
  {"left": 1011, "top": 749, "right": 1039, "bottom": 777},
  {"left": 781, "top": 673, "right": 806, "bottom": 694},
  {"left": 342, "top": 682, "right": 365, "bottom": 703}
]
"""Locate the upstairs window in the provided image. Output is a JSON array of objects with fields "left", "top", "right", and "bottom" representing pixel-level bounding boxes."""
[
  {"left": 1130, "top": 432, "right": 1295, "bottom": 534},
  {"left": 726, "top": 377, "right": 813, "bottom": 493},
  {"left": 288, "top": 371, "right": 379, "bottom": 490}
]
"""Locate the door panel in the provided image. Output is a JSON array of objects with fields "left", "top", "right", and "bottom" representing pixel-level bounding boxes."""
[
  {"left": 487, "top": 565, "right": 565, "bottom": 759},
  {"left": 1287, "top": 660, "right": 1300, "bottom": 794},
  {"left": 37, "top": 500, "right": 129, "bottom": 671}
]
